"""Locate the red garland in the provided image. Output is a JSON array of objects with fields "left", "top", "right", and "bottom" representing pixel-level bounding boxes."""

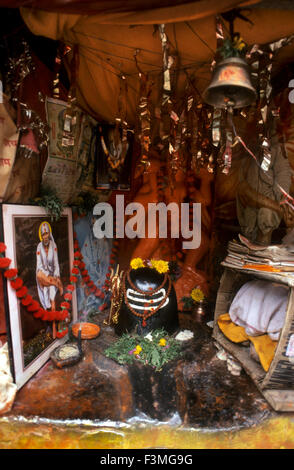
[
  {"left": 56, "top": 327, "right": 68, "bottom": 338},
  {"left": 61, "top": 301, "right": 70, "bottom": 310},
  {"left": 0, "top": 243, "right": 7, "bottom": 253},
  {"left": 4, "top": 268, "right": 18, "bottom": 279},
  {"left": 16, "top": 286, "right": 28, "bottom": 298},
  {"left": 10, "top": 277, "right": 23, "bottom": 290},
  {"left": 21, "top": 295, "right": 33, "bottom": 306},
  {"left": 0, "top": 258, "right": 11, "bottom": 269},
  {"left": 0, "top": 235, "right": 120, "bottom": 335},
  {"left": 27, "top": 300, "right": 40, "bottom": 312}
]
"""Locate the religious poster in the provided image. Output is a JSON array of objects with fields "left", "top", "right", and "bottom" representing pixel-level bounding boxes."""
[
  {"left": 2, "top": 204, "right": 77, "bottom": 389},
  {"left": 73, "top": 214, "right": 112, "bottom": 317},
  {"left": 42, "top": 97, "right": 82, "bottom": 204},
  {"left": 74, "top": 113, "right": 98, "bottom": 197}
]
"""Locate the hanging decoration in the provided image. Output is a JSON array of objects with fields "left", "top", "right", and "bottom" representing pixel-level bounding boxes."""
[
  {"left": 184, "top": 79, "right": 213, "bottom": 174},
  {"left": 99, "top": 72, "right": 132, "bottom": 186},
  {"left": 52, "top": 43, "right": 71, "bottom": 100},
  {"left": 61, "top": 45, "right": 80, "bottom": 150},
  {"left": 203, "top": 15, "right": 257, "bottom": 175},
  {"left": 203, "top": 16, "right": 294, "bottom": 178},
  {"left": 6, "top": 40, "right": 49, "bottom": 156},
  {"left": 203, "top": 16, "right": 256, "bottom": 110},
  {"left": 135, "top": 49, "right": 153, "bottom": 173},
  {"left": 158, "top": 23, "right": 182, "bottom": 192},
  {"left": 6, "top": 40, "right": 35, "bottom": 102},
  {"left": 232, "top": 123, "right": 294, "bottom": 212},
  {"left": 245, "top": 35, "right": 294, "bottom": 172}
]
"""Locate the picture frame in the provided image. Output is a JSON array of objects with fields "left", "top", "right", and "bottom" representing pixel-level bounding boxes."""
[{"left": 2, "top": 204, "right": 78, "bottom": 389}]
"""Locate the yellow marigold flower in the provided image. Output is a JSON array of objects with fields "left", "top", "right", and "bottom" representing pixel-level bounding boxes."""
[
  {"left": 134, "top": 345, "right": 142, "bottom": 355},
  {"left": 158, "top": 338, "right": 166, "bottom": 347},
  {"left": 191, "top": 287, "right": 205, "bottom": 302},
  {"left": 233, "top": 36, "right": 246, "bottom": 51},
  {"left": 151, "top": 259, "right": 169, "bottom": 274},
  {"left": 130, "top": 258, "right": 145, "bottom": 270}
]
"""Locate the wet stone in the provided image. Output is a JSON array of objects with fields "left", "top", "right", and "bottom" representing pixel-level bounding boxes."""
[{"left": 5, "top": 312, "right": 274, "bottom": 430}]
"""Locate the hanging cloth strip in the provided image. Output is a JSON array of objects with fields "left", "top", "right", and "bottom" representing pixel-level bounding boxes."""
[
  {"left": 159, "top": 24, "right": 184, "bottom": 192},
  {"left": 62, "top": 44, "right": 79, "bottom": 148},
  {"left": 246, "top": 35, "right": 294, "bottom": 172},
  {"left": 135, "top": 50, "right": 152, "bottom": 173},
  {"left": 53, "top": 43, "right": 71, "bottom": 100},
  {"left": 232, "top": 121, "right": 294, "bottom": 212}
]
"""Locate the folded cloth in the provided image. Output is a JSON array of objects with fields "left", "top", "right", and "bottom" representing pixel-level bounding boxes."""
[
  {"left": 228, "top": 280, "right": 288, "bottom": 341},
  {"left": 217, "top": 313, "right": 278, "bottom": 372}
]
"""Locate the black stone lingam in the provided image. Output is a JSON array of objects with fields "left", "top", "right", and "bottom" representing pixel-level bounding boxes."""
[{"left": 115, "top": 267, "right": 179, "bottom": 336}]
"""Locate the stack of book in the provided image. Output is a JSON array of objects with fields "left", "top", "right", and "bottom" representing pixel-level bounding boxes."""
[{"left": 222, "top": 234, "right": 294, "bottom": 273}]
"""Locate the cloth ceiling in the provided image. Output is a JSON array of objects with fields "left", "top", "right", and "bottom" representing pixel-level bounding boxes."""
[{"left": 2, "top": 1, "right": 294, "bottom": 127}]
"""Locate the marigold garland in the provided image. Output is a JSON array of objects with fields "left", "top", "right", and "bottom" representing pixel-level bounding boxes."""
[
  {"left": 10, "top": 278, "right": 23, "bottom": 290},
  {"left": 0, "top": 257, "right": 11, "bottom": 269},
  {"left": 0, "top": 234, "right": 119, "bottom": 337},
  {"left": 21, "top": 295, "right": 33, "bottom": 306},
  {"left": 0, "top": 242, "right": 7, "bottom": 253},
  {"left": 4, "top": 268, "right": 18, "bottom": 279}
]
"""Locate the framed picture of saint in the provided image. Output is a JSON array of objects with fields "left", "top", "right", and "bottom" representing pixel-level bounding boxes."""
[{"left": 1, "top": 204, "right": 77, "bottom": 389}]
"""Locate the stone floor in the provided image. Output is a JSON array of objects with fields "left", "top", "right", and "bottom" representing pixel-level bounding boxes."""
[{"left": 1, "top": 311, "right": 294, "bottom": 449}]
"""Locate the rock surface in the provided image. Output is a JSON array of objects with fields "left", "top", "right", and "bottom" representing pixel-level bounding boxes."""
[{"left": 5, "top": 312, "right": 274, "bottom": 429}]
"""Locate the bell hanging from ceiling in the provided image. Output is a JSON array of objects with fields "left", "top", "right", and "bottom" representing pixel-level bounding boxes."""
[{"left": 203, "top": 57, "right": 257, "bottom": 109}]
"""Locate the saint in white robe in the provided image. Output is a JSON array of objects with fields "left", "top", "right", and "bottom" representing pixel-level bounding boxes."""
[{"left": 36, "top": 239, "right": 60, "bottom": 310}]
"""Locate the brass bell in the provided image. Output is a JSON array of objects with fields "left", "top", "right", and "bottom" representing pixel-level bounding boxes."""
[{"left": 203, "top": 57, "right": 257, "bottom": 109}]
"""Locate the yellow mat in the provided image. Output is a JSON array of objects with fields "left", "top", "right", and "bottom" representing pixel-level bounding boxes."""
[{"left": 217, "top": 313, "right": 278, "bottom": 372}]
